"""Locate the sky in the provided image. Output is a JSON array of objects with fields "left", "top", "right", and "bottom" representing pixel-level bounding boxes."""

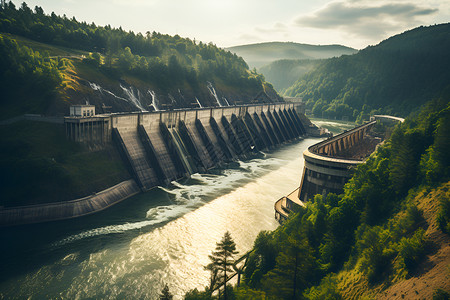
[{"left": 10, "top": 0, "right": 450, "bottom": 49}]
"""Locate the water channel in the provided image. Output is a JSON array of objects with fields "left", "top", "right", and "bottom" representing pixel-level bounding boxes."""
[{"left": 0, "top": 119, "right": 354, "bottom": 299}]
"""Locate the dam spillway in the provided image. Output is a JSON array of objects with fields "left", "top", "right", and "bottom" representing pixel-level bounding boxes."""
[{"left": 65, "top": 103, "right": 307, "bottom": 192}]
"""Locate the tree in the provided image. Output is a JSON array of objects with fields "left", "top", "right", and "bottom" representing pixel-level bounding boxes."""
[
  {"left": 207, "top": 231, "right": 239, "bottom": 300},
  {"left": 159, "top": 284, "right": 173, "bottom": 300},
  {"left": 262, "top": 235, "right": 316, "bottom": 299}
]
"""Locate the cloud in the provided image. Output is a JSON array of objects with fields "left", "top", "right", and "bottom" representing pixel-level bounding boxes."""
[{"left": 295, "top": 1, "right": 438, "bottom": 38}]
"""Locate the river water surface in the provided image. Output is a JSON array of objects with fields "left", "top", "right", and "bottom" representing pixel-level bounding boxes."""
[{"left": 0, "top": 119, "right": 353, "bottom": 299}]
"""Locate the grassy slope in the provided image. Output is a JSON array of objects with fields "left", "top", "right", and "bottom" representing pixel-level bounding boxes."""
[
  {"left": 0, "top": 121, "right": 130, "bottom": 207},
  {"left": 336, "top": 182, "right": 450, "bottom": 299}
]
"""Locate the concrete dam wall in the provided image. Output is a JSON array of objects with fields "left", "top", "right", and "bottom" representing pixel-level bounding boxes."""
[
  {"left": 109, "top": 103, "right": 306, "bottom": 191},
  {"left": 66, "top": 103, "right": 307, "bottom": 192},
  {"left": 2, "top": 103, "right": 307, "bottom": 227}
]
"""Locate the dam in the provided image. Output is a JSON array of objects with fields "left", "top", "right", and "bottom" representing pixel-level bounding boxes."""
[
  {"left": 0, "top": 103, "right": 310, "bottom": 227},
  {"left": 65, "top": 103, "right": 307, "bottom": 192},
  {"left": 275, "top": 120, "right": 381, "bottom": 222}
]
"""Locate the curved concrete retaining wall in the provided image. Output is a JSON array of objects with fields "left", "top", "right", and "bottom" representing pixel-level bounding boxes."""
[
  {"left": 0, "top": 179, "right": 140, "bottom": 227},
  {"left": 295, "top": 121, "right": 377, "bottom": 205},
  {"left": 297, "top": 149, "right": 363, "bottom": 204}
]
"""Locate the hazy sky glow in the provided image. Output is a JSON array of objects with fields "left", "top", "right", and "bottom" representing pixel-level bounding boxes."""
[{"left": 11, "top": 0, "right": 449, "bottom": 49}]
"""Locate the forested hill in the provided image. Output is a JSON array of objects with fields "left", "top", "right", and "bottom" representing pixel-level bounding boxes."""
[
  {"left": 226, "top": 42, "right": 357, "bottom": 69},
  {"left": 285, "top": 23, "right": 450, "bottom": 122},
  {"left": 259, "top": 59, "right": 321, "bottom": 93},
  {"left": 0, "top": 2, "right": 280, "bottom": 120}
]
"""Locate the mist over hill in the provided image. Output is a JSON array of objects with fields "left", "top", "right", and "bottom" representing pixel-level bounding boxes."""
[{"left": 226, "top": 42, "right": 357, "bottom": 69}]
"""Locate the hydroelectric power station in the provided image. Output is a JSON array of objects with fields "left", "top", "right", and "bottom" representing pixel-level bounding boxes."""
[
  {"left": 1, "top": 103, "right": 311, "bottom": 226},
  {"left": 65, "top": 103, "right": 308, "bottom": 190}
]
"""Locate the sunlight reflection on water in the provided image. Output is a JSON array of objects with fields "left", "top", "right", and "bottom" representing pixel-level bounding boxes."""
[{"left": 0, "top": 126, "right": 352, "bottom": 299}]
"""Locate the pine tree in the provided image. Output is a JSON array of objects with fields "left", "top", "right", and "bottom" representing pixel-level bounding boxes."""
[
  {"left": 159, "top": 284, "right": 173, "bottom": 300},
  {"left": 206, "top": 231, "right": 239, "bottom": 300}
]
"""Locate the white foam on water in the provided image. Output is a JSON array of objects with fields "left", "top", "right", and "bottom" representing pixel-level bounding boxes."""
[{"left": 52, "top": 156, "right": 284, "bottom": 247}]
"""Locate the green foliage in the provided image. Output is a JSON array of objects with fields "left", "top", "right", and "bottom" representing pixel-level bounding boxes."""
[
  {"left": 243, "top": 231, "right": 278, "bottom": 288},
  {"left": 433, "top": 288, "right": 450, "bottom": 300},
  {"left": 234, "top": 286, "right": 266, "bottom": 300},
  {"left": 420, "top": 103, "right": 450, "bottom": 184},
  {"left": 0, "top": 3, "right": 273, "bottom": 115},
  {"left": 206, "top": 232, "right": 239, "bottom": 299},
  {"left": 389, "top": 127, "right": 429, "bottom": 196},
  {"left": 393, "top": 228, "right": 427, "bottom": 277},
  {"left": 237, "top": 97, "right": 449, "bottom": 296},
  {"left": 304, "top": 274, "right": 342, "bottom": 300},
  {"left": 184, "top": 289, "right": 214, "bottom": 300},
  {"left": 261, "top": 234, "right": 316, "bottom": 299},
  {"left": 159, "top": 284, "right": 173, "bottom": 300},
  {"left": 0, "top": 121, "right": 129, "bottom": 206},
  {"left": 437, "top": 196, "right": 450, "bottom": 233},
  {"left": 0, "top": 35, "right": 63, "bottom": 119},
  {"left": 285, "top": 24, "right": 450, "bottom": 121},
  {"left": 356, "top": 225, "right": 393, "bottom": 283},
  {"left": 353, "top": 202, "right": 426, "bottom": 282}
]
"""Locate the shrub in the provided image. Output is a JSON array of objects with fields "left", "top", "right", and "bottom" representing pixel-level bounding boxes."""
[
  {"left": 394, "top": 228, "right": 427, "bottom": 277},
  {"left": 437, "top": 197, "right": 450, "bottom": 233}
]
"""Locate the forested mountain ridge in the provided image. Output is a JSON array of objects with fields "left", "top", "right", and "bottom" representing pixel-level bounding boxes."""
[
  {"left": 226, "top": 42, "right": 357, "bottom": 69},
  {"left": 285, "top": 23, "right": 450, "bottom": 122},
  {"left": 0, "top": 2, "right": 280, "bottom": 120}
]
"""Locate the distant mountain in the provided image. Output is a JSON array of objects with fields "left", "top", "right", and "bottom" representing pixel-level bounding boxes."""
[
  {"left": 226, "top": 42, "right": 357, "bottom": 69},
  {"left": 259, "top": 59, "right": 321, "bottom": 93},
  {"left": 284, "top": 23, "right": 450, "bottom": 122}
]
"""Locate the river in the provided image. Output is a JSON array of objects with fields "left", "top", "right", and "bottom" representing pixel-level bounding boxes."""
[{"left": 0, "top": 119, "right": 353, "bottom": 299}]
